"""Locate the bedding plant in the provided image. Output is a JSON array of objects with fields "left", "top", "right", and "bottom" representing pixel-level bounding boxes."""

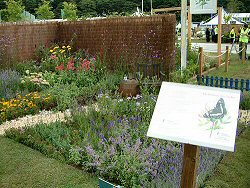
[
  {"left": 0, "top": 92, "right": 56, "bottom": 123},
  {"left": 5, "top": 90, "right": 226, "bottom": 187}
]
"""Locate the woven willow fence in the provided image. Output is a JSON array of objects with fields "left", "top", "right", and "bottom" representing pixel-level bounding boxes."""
[{"left": 0, "top": 15, "right": 176, "bottom": 77}]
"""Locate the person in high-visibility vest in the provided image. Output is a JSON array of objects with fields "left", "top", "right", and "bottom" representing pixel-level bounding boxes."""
[
  {"left": 229, "top": 27, "right": 236, "bottom": 44},
  {"left": 214, "top": 26, "right": 218, "bottom": 43},
  {"left": 239, "top": 24, "right": 250, "bottom": 60}
]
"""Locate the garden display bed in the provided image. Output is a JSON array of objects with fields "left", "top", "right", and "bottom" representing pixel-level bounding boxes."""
[{"left": 1, "top": 43, "right": 249, "bottom": 188}]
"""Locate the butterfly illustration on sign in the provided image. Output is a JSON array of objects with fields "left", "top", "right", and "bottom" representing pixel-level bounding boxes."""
[
  {"left": 199, "top": 98, "right": 231, "bottom": 137},
  {"left": 196, "top": 0, "right": 210, "bottom": 9}
]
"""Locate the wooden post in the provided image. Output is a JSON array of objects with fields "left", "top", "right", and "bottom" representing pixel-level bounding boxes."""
[
  {"left": 199, "top": 47, "right": 204, "bottom": 76},
  {"left": 218, "top": 7, "right": 222, "bottom": 67},
  {"left": 188, "top": 8, "right": 192, "bottom": 50},
  {"left": 242, "top": 43, "right": 246, "bottom": 64},
  {"left": 225, "top": 46, "right": 230, "bottom": 72},
  {"left": 181, "top": 0, "right": 188, "bottom": 70},
  {"left": 181, "top": 144, "right": 200, "bottom": 188}
]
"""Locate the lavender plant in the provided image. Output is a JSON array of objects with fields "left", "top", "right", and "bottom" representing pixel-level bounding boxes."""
[
  {"left": 0, "top": 35, "right": 16, "bottom": 68},
  {"left": 5, "top": 90, "right": 228, "bottom": 188},
  {"left": 0, "top": 69, "right": 22, "bottom": 99}
]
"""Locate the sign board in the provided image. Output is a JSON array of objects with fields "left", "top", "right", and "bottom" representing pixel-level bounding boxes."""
[
  {"left": 190, "top": 0, "right": 217, "bottom": 14},
  {"left": 147, "top": 82, "right": 241, "bottom": 152}
]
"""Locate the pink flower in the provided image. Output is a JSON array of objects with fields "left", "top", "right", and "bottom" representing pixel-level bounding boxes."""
[{"left": 56, "top": 62, "right": 64, "bottom": 71}]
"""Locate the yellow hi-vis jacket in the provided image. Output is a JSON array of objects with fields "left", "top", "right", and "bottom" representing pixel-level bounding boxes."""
[
  {"left": 239, "top": 28, "right": 250, "bottom": 43},
  {"left": 230, "top": 29, "right": 236, "bottom": 39}
]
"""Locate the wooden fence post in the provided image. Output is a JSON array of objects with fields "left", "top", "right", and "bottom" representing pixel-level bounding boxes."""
[
  {"left": 199, "top": 47, "right": 204, "bottom": 76},
  {"left": 181, "top": 144, "right": 200, "bottom": 188},
  {"left": 188, "top": 8, "right": 192, "bottom": 50},
  {"left": 218, "top": 7, "right": 222, "bottom": 67},
  {"left": 242, "top": 43, "right": 246, "bottom": 64},
  {"left": 225, "top": 46, "right": 230, "bottom": 72}
]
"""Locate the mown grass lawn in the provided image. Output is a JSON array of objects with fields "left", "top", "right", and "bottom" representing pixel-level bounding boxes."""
[
  {"left": 203, "top": 127, "right": 250, "bottom": 188},
  {"left": 0, "top": 136, "right": 98, "bottom": 188},
  {"left": 204, "top": 54, "right": 250, "bottom": 80}
]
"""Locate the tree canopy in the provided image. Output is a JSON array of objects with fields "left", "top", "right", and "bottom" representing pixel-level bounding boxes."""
[{"left": 0, "top": 0, "right": 249, "bottom": 20}]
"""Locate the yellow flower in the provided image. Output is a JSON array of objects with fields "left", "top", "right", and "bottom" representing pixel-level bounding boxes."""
[
  {"left": 62, "top": 46, "right": 66, "bottom": 49},
  {"left": 3, "top": 102, "right": 9, "bottom": 106},
  {"left": 50, "top": 49, "right": 54, "bottom": 53},
  {"left": 67, "top": 45, "right": 71, "bottom": 48},
  {"left": 60, "top": 50, "right": 65, "bottom": 53},
  {"left": 68, "top": 47, "right": 71, "bottom": 50},
  {"left": 53, "top": 46, "right": 59, "bottom": 50}
]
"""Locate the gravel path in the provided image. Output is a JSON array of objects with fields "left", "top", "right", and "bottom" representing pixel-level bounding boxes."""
[
  {"left": 0, "top": 109, "right": 249, "bottom": 135},
  {"left": 0, "top": 110, "right": 71, "bottom": 135}
]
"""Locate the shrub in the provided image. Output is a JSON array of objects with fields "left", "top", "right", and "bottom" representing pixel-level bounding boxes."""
[
  {"left": 62, "top": 2, "right": 78, "bottom": 20},
  {"left": 43, "top": 82, "right": 81, "bottom": 111},
  {"left": 4, "top": 0, "right": 25, "bottom": 22},
  {"left": 240, "top": 92, "right": 250, "bottom": 110},
  {"left": 36, "top": 0, "right": 55, "bottom": 20}
]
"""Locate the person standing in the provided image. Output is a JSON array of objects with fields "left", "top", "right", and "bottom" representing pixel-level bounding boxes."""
[
  {"left": 211, "top": 26, "right": 215, "bottom": 42},
  {"left": 205, "top": 28, "right": 211, "bottom": 42},
  {"left": 229, "top": 27, "right": 236, "bottom": 43},
  {"left": 239, "top": 24, "right": 250, "bottom": 60},
  {"left": 214, "top": 26, "right": 218, "bottom": 43}
]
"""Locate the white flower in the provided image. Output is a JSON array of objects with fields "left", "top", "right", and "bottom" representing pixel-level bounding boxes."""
[{"left": 25, "top": 70, "right": 30, "bottom": 75}]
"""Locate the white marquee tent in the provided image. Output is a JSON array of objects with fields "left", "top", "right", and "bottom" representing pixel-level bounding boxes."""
[{"left": 200, "top": 9, "right": 244, "bottom": 26}]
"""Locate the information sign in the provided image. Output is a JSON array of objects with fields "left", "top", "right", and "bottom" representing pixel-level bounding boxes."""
[
  {"left": 147, "top": 82, "right": 241, "bottom": 152},
  {"left": 190, "top": 0, "right": 217, "bottom": 14}
]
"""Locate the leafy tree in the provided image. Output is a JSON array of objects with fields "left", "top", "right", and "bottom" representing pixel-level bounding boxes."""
[
  {"left": 79, "top": 0, "right": 96, "bottom": 17},
  {"left": 62, "top": 2, "right": 77, "bottom": 20},
  {"left": 36, "top": 0, "right": 54, "bottom": 19},
  {"left": 22, "top": 0, "right": 40, "bottom": 15},
  {"left": 227, "top": 0, "right": 244, "bottom": 13},
  {"left": 5, "top": 0, "right": 25, "bottom": 22}
]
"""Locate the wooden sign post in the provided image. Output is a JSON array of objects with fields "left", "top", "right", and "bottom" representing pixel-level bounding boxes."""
[
  {"left": 199, "top": 47, "right": 204, "bottom": 76},
  {"left": 188, "top": 8, "right": 192, "bottom": 50},
  {"left": 218, "top": 7, "right": 222, "bottom": 67},
  {"left": 225, "top": 46, "right": 230, "bottom": 72},
  {"left": 181, "top": 144, "right": 200, "bottom": 188},
  {"left": 242, "top": 43, "right": 246, "bottom": 64}
]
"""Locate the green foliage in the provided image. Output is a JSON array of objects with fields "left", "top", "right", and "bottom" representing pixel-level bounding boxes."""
[
  {"left": 240, "top": 92, "right": 250, "bottom": 110},
  {"left": 227, "top": 0, "right": 244, "bottom": 13},
  {"left": 43, "top": 82, "right": 81, "bottom": 111},
  {"left": 14, "top": 60, "right": 39, "bottom": 75},
  {"left": 5, "top": 0, "right": 25, "bottom": 22},
  {"left": 36, "top": 0, "right": 54, "bottom": 20},
  {"left": 20, "top": 70, "right": 50, "bottom": 92},
  {"left": 62, "top": 2, "right": 77, "bottom": 20},
  {"left": 79, "top": 0, "right": 96, "bottom": 17},
  {"left": 171, "top": 43, "right": 199, "bottom": 83}
]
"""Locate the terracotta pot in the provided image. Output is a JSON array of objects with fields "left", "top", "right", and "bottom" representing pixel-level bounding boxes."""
[{"left": 119, "top": 79, "right": 140, "bottom": 97}]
